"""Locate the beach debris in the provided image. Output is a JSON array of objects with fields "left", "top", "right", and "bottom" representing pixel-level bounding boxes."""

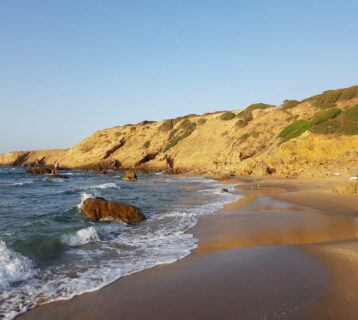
[
  {"left": 122, "top": 171, "right": 138, "bottom": 181},
  {"left": 220, "top": 188, "right": 229, "bottom": 193},
  {"left": 80, "top": 197, "right": 146, "bottom": 223},
  {"left": 333, "top": 172, "right": 341, "bottom": 176}
]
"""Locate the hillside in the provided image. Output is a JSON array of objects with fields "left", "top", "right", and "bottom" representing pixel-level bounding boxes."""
[{"left": 1, "top": 85, "right": 358, "bottom": 180}]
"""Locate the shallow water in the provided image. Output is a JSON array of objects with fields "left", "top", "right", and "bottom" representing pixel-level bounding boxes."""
[{"left": 0, "top": 167, "right": 239, "bottom": 319}]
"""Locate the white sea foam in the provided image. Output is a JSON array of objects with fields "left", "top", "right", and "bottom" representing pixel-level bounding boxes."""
[
  {"left": 0, "top": 241, "right": 35, "bottom": 289},
  {"left": 77, "top": 192, "right": 94, "bottom": 209},
  {"left": 0, "top": 176, "right": 241, "bottom": 320},
  {"left": 61, "top": 227, "right": 100, "bottom": 247},
  {"left": 92, "top": 183, "right": 121, "bottom": 190},
  {"left": 10, "top": 180, "right": 34, "bottom": 187}
]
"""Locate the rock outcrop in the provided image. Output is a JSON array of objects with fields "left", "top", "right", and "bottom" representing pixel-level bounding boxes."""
[
  {"left": 1, "top": 86, "right": 358, "bottom": 180},
  {"left": 122, "top": 171, "right": 138, "bottom": 181},
  {"left": 80, "top": 197, "right": 146, "bottom": 223},
  {"left": 26, "top": 166, "right": 52, "bottom": 175}
]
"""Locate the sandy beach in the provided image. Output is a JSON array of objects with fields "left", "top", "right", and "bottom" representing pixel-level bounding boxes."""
[{"left": 18, "top": 177, "right": 358, "bottom": 320}]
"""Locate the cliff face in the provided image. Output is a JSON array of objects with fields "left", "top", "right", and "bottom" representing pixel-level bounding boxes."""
[{"left": 1, "top": 86, "right": 358, "bottom": 179}]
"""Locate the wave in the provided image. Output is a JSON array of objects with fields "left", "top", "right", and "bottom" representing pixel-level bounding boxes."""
[
  {"left": 10, "top": 180, "right": 34, "bottom": 187},
  {"left": 0, "top": 176, "right": 241, "bottom": 320},
  {"left": 0, "top": 240, "right": 35, "bottom": 289},
  {"left": 91, "top": 183, "right": 121, "bottom": 190},
  {"left": 61, "top": 227, "right": 99, "bottom": 247},
  {"left": 77, "top": 192, "right": 94, "bottom": 209}
]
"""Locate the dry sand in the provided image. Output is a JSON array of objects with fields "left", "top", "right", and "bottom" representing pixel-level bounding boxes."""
[{"left": 18, "top": 177, "right": 358, "bottom": 320}]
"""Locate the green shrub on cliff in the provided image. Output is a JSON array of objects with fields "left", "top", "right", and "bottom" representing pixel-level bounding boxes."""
[
  {"left": 164, "top": 121, "right": 197, "bottom": 151},
  {"left": 311, "top": 107, "right": 342, "bottom": 125},
  {"left": 159, "top": 120, "right": 174, "bottom": 132},
  {"left": 311, "top": 104, "right": 358, "bottom": 135},
  {"left": 197, "top": 118, "right": 207, "bottom": 125},
  {"left": 219, "top": 112, "right": 236, "bottom": 121},
  {"left": 304, "top": 85, "right": 358, "bottom": 109},
  {"left": 281, "top": 100, "right": 300, "bottom": 110},
  {"left": 279, "top": 120, "right": 313, "bottom": 141},
  {"left": 164, "top": 129, "right": 195, "bottom": 151},
  {"left": 237, "top": 103, "right": 275, "bottom": 122}
]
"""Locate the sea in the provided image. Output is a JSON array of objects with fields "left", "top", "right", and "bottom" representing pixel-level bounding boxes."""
[{"left": 0, "top": 167, "right": 239, "bottom": 319}]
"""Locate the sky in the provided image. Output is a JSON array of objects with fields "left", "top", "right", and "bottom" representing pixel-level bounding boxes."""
[{"left": 0, "top": 0, "right": 357, "bottom": 153}]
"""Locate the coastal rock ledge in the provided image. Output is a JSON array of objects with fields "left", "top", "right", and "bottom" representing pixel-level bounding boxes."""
[{"left": 81, "top": 197, "right": 146, "bottom": 224}]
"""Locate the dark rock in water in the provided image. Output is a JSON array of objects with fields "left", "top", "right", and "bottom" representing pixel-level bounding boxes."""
[
  {"left": 47, "top": 174, "right": 69, "bottom": 179},
  {"left": 122, "top": 171, "right": 137, "bottom": 181},
  {"left": 26, "top": 166, "right": 52, "bottom": 175},
  {"left": 220, "top": 188, "right": 230, "bottom": 193},
  {"left": 80, "top": 197, "right": 145, "bottom": 224}
]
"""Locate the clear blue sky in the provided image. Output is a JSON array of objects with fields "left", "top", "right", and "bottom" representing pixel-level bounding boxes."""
[{"left": 0, "top": 0, "right": 357, "bottom": 153}]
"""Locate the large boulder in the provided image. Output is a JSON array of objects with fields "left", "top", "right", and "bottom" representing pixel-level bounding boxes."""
[
  {"left": 80, "top": 197, "right": 145, "bottom": 224},
  {"left": 122, "top": 171, "right": 137, "bottom": 181}
]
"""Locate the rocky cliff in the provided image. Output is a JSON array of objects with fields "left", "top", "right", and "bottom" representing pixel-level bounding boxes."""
[{"left": 1, "top": 85, "right": 358, "bottom": 179}]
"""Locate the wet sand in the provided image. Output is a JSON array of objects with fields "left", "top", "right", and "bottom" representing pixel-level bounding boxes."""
[{"left": 19, "top": 177, "right": 358, "bottom": 320}]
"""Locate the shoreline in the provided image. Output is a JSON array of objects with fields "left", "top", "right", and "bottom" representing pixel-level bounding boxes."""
[{"left": 18, "top": 176, "right": 358, "bottom": 320}]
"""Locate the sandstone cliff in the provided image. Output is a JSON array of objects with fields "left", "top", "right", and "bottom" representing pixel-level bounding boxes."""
[{"left": 1, "top": 86, "right": 357, "bottom": 179}]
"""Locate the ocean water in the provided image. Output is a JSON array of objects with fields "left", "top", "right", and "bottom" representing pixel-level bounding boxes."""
[{"left": 0, "top": 167, "right": 239, "bottom": 319}]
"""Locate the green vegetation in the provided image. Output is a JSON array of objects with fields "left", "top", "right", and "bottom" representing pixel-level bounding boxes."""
[
  {"left": 164, "top": 120, "right": 197, "bottom": 151},
  {"left": 159, "top": 119, "right": 174, "bottom": 132},
  {"left": 311, "top": 107, "right": 342, "bottom": 125},
  {"left": 279, "top": 104, "right": 358, "bottom": 140},
  {"left": 235, "top": 119, "right": 247, "bottom": 129},
  {"left": 169, "top": 128, "right": 179, "bottom": 139},
  {"left": 281, "top": 100, "right": 300, "bottom": 110},
  {"left": 138, "top": 120, "right": 155, "bottom": 125},
  {"left": 197, "top": 118, "right": 207, "bottom": 125},
  {"left": 143, "top": 141, "right": 150, "bottom": 149},
  {"left": 304, "top": 85, "right": 358, "bottom": 109},
  {"left": 279, "top": 120, "right": 313, "bottom": 141},
  {"left": 164, "top": 130, "right": 195, "bottom": 151},
  {"left": 238, "top": 133, "right": 250, "bottom": 143},
  {"left": 179, "top": 119, "right": 196, "bottom": 131},
  {"left": 311, "top": 104, "right": 358, "bottom": 135},
  {"left": 237, "top": 103, "right": 275, "bottom": 122},
  {"left": 219, "top": 111, "right": 236, "bottom": 121}
]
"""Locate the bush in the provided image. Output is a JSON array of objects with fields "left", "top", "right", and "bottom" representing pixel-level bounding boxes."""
[
  {"left": 169, "top": 128, "right": 179, "bottom": 139},
  {"left": 159, "top": 120, "right": 174, "bottom": 132},
  {"left": 138, "top": 120, "right": 155, "bottom": 125},
  {"left": 143, "top": 141, "right": 150, "bottom": 149},
  {"left": 304, "top": 86, "right": 358, "bottom": 109},
  {"left": 311, "top": 108, "right": 342, "bottom": 125},
  {"left": 164, "top": 130, "right": 195, "bottom": 151},
  {"left": 281, "top": 100, "right": 300, "bottom": 110},
  {"left": 237, "top": 103, "right": 275, "bottom": 122},
  {"left": 219, "top": 112, "right": 236, "bottom": 121},
  {"left": 238, "top": 133, "right": 250, "bottom": 143},
  {"left": 179, "top": 119, "right": 196, "bottom": 131},
  {"left": 197, "top": 118, "right": 207, "bottom": 125},
  {"left": 164, "top": 120, "right": 197, "bottom": 151},
  {"left": 235, "top": 119, "right": 247, "bottom": 129},
  {"left": 279, "top": 120, "right": 313, "bottom": 141},
  {"left": 312, "top": 104, "right": 358, "bottom": 135}
]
